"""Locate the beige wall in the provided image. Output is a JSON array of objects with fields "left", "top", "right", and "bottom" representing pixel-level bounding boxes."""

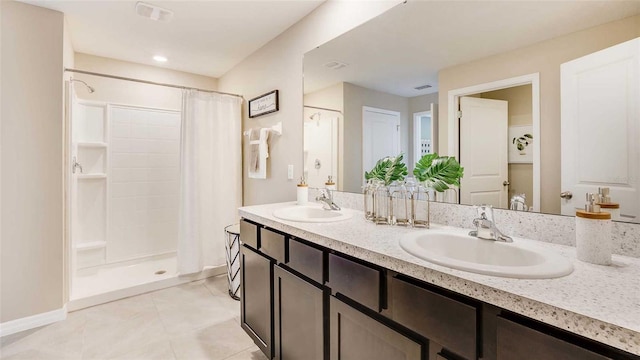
[
  {"left": 219, "top": 1, "right": 401, "bottom": 205},
  {"left": 481, "top": 85, "right": 533, "bottom": 206},
  {"left": 1, "top": 1, "right": 65, "bottom": 322},
  {"left": 343, "top": 82, "right": 409, "bottom": 193},
  {"left": 304, "top": 83, "right": 344, "bottom": 111},
  {"left": 74, "top": 53, "right": 218, "bottom": 110},
  {"left": 438, "top": 15, "right": 640, "bottom": 214}
]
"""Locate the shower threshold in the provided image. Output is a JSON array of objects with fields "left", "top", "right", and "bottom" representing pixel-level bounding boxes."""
[{"left": 69, "top": 254, "right": 224, "bottom": 311}]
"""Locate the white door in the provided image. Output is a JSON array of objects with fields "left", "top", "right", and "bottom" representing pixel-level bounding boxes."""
[
  {"left": 363, "top": 106, "right": 401, "bottom": 181},
  {"left": 561, "top": 37, "right": 639, "bottom": 220},
  {"left": 459, "top": 97, "right": 509, "bottom": 208}
]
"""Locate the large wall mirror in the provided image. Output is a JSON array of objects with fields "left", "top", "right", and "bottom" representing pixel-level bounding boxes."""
[{"left": 303, "top": 1, "right": 640, "bottom": 223}]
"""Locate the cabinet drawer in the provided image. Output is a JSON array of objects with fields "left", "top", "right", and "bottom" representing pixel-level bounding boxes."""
[
  {"left": 391, "top": 276, "right": 478, "bottom": 360},
  {"left": 327, "top": 253, "right": 382, "bottom": 311},
  {"left": 287, "top": 238, "right": 324, "bottom": 284},
  {"left": 260, "top": 227, "right": 287, "bottom": 263},
  {"left": 496, "top": 317, "right": 609, "bottom": 360},
  {"left": 240, "top": 219, "right": 259, "bottom": 249}
]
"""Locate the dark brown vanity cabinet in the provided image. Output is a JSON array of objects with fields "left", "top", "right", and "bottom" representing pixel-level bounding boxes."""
[
  {"left": 240, "top": 243, "right": 273, "bottom": 357},
  {"left": 329, "top": 296, "right": 424, "bottom": 360},
  {"left": 273, "top": 265, "right": 325, "bottom": 360},
  {"left": 390, "top": 276, "right": 479, "bottom": 360},
  {"left": 240, "top": 218, "right": 639, "bottom": 360}
]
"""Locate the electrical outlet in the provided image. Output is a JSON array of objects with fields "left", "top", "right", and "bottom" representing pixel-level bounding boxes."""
[{"left": 287, "top": 165, "right": 294, "bottom": 180}]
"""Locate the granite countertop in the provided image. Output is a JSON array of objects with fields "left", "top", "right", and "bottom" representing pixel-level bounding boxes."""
[{"left": 239, "top": 202, "right": 640, "bottom": 356}]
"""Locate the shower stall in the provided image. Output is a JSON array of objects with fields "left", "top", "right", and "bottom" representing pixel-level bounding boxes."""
[{"left": 65, "top": 72, "right": 239, "bottom": 310}]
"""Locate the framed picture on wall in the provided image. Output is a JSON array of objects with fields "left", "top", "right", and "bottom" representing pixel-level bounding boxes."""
[
  {"left": 248, "top": 90, "right": 279, "bottom": 118},
  {"left": 508, "top": 125, "right": 533, "bottom": 163}
]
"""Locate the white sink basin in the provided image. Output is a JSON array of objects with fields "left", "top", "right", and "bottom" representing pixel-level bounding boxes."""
[
  {"left": 400, "top": 229, "right": 573, "bottom": 279},
  {"left": 273, "top": 204, "right": 353, "bottom": 223}
]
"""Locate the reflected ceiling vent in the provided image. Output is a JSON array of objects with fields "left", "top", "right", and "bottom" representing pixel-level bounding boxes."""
[
  {"left": 136, "top": 2, "right": 174, "bottom": 22},
  {"left": 323, "top": 61, "right": 348, "bottom": 70},
  {"left": 414, "top": 84, "right": 433, "bottom": 90}
]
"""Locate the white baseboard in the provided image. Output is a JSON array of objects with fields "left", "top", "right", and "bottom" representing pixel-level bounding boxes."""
[{"left": 0, "top": 305, "right": 67, "bottom": 338}]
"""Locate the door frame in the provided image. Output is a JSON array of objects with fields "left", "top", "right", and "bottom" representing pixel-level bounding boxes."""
[
  {"left": 413, "top": 110, "right": 432, "bottom": 165},
  {"left": 362, "top": 106, "right": 401, "bottom": 184},
  {"left": 447, "top": 73, "right": 540, "bottom": 212}
]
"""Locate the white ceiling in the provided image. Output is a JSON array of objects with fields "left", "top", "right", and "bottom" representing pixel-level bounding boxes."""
[
  {"left": 304, "top": 1, "right": 640, "bottom": 97},
  {"left": 23, "top": 0, "right": 324, "bottom": 78}
]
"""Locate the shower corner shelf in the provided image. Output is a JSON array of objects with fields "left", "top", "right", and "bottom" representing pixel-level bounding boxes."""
[
  {"left": 77, "top": 142, "right": 108, "bottom": 148},
  {"left": 77, "top": 173, "right": 107, "bottom": 180},
  {"left": 75, "top": 241, "right": 107, "bottom": 251}
]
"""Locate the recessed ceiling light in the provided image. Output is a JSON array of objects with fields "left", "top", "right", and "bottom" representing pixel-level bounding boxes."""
[{"left": 153, "top": 55, "right": 168, "bottom": 62}]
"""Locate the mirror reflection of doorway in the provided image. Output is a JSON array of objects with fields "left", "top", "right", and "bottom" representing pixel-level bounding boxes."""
[
  {"left": 459, "top": 96, "right": 509, "bottom": 209},
  {"left": 362, "top": 106, "right": 401, "bottom": 185},
  {"left": 303, "top": 107, "right": 340, "bottom": 189},
  {"left": 453, "top": 81, "right": 537, "bottom": 211}
]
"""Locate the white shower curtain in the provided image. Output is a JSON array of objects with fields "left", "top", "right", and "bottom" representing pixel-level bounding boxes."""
[{"left": 178, "top": 89, "right": 242, "bottom": 275}]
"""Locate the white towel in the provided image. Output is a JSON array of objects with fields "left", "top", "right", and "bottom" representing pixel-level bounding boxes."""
[
  {"left": 248, "top": 128, "right": 270, "bottom": 179},
  {"left": 249, "top": 129, "right": 260, "bottom": 172}
]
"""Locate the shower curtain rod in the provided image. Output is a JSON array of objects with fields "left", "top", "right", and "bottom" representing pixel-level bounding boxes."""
[
  {"left": 304, "top": 105, "right": 342, "bottom": 114},
  {"left": 64, "top": 68, "right": 244, "bottom": 99}
]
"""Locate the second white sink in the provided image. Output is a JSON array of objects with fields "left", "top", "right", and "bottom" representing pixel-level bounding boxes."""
[
  {"left": 273, "top": 204, "right": 353, "bottom": 223},
  {"left": 400, "top": 229, "right": 573, "bottom": 279}
]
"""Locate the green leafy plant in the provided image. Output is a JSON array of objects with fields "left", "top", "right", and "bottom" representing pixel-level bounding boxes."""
[
  {"left": 413, "top": 153, "right": 464, "bottom": 192},
  {"left": 512, "top": 133, "right": 533, "bottom": 151},
  {"left": 364, "top": 154, "right": 408, "bottom": 186}
]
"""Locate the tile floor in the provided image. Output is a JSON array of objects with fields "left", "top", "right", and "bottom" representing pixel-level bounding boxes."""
[{"left": 0, "top": 276, "right": 268, "bottom": 360}]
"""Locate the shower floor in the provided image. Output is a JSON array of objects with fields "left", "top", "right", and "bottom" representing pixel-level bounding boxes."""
[{"left": 69, "top": 253, "right": 224, "bottom": 311}]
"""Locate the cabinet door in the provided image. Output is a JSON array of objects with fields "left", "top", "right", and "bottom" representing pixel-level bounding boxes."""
[
  {"left": 329, "top": 296, "right": 424, "bottom": 360},
  {"left": 273, "top": 266, "right": 324, "bottom": 360},
  {"left": 241, "top": 244, "right": 273, "bottom": 359},
  {"left": 496, "top": 317, "right": 609, "bottom": 360}
]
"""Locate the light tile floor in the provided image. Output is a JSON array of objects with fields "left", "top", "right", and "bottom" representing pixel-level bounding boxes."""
[{"left": 0, "top": 276, "right": 268, "bottom": 360}]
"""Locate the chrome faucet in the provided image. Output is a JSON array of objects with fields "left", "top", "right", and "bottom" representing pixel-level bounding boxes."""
[
  {"left": 469, "top": 205, "right": 512, "bottom": 243},
  {"left": 316, "top": 188, "right": 341, "bottom": 211}
]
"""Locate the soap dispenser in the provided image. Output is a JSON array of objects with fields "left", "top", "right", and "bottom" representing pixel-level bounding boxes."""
[
  {"left": 596, "top": 187, "right": 620, "bottom": 221},
  {"left": 297, "top": 177, "right": 308, "bottom": 205},
  {"left": 575, "top": 193, "right": 612, "bottom": 265},
  {"left": 325, "top": 175, "right": 336, "bottom": 191}
]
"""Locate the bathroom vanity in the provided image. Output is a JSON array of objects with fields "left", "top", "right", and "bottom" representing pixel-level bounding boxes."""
[{"left": 238, "top": 202, "right": 640, "bottom": 360}]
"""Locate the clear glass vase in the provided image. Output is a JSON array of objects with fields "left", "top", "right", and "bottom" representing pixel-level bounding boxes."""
[
  {"left": 363, "top": 179, "right": 375, "bottom": 221},
  {"left": 412, "top": 182, "right": 430, "bottom": 228},
  {"left": 391, "top": 180, "right": 411, "bottom": 226},
  {"left": 372, "top": 181, "right": 391, "bottom": 225}
]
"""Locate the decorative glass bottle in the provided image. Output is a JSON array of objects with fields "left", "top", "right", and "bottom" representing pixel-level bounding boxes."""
[
  {"left": 372, "top": 180, "right": 391, "bottom": 225},
  {"left": 391, "top": 180, "right": 411, "bottom": 226},
  {"left": 363, "top": 179, "right": 375, "bottom": 221},
  {"left": 412, "top": 183, "right": 430, "bottom": 228}
]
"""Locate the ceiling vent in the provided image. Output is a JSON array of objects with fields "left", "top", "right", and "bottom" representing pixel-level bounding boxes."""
[
  {"left": 414, "top": 84, "right": 432, "bottom": 90},
  {"left": 136, "top": 2, "right": 174, "bottom": 22},
  {"left": 323, "top": 61, "right": 348, "bottom": 70}
]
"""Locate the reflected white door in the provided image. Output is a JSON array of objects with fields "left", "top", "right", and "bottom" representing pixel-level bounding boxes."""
[
  {"left": 561, "top": 38, "right": 639, "bottom": 220},
  {"left": 363, "top": 106, "right": 401, "bottom": 182},
  {"left": 459, "top": 97, "right": 509, "bottom": 208}
]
